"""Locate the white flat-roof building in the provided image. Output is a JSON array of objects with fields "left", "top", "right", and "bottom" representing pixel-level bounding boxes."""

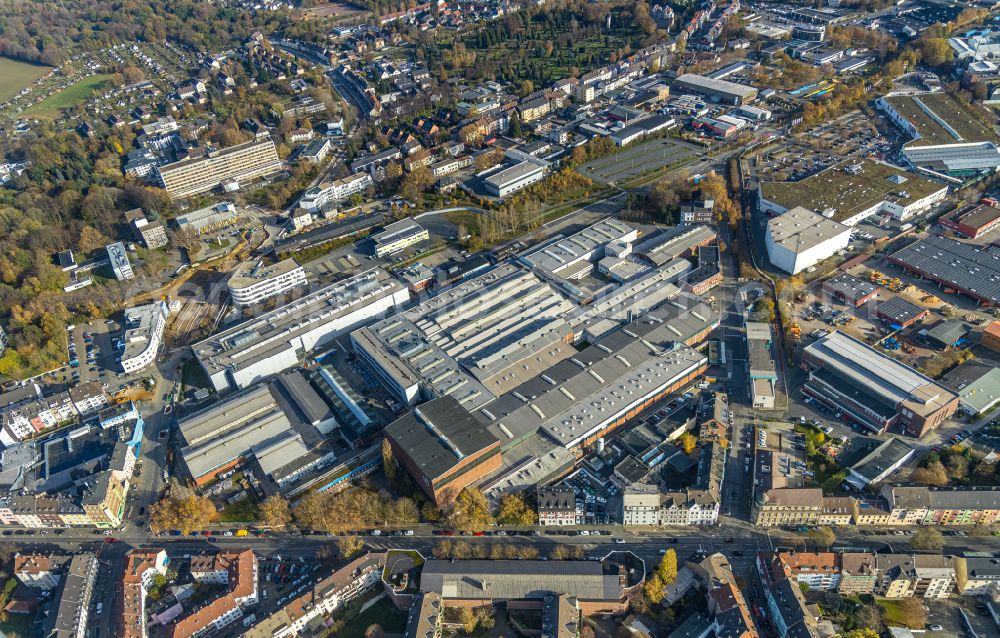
[
  {"left": 520, "top": 218, "right": 639, "bottom": 281},
  {"left": 765, "top": 207, "right": 852, "bottom": 274},
  {"left": 482, "top": 160, "right": 548, "bottom": 198},
  {"left": 120, "top": 302, "right": 169, "bottom": 374},
  {"left": 876, "top": 92, "right": 1000, "bottom": 178},
  {"left": 194, "top": 268, "right": 408, "bottom": 392},
  {"left": 227, "top": 258, "right": 307, "bottom": 307},
  {"left": 106, "top": 243, "right": 134, "bottom": 281},
  {"left": 371, "top": 219, "right": 429, "bottom": 257}
]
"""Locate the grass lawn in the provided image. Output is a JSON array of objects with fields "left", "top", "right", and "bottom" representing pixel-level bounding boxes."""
[
  {"left": 25, "top": 73, "right": 113, "bottom": 117},
  {"left": 877, "top": 600, "right": 921, "bottom": 629},
  {"left": 0, "top": 611, "right": 34, "bottom": 638},
  {"left": 339, "top": 597, "right": 407, "bottom": 638},
  {"left": 219, "top": 496, "right": 260, "bottom": 523},
  {"left": 0, "top": 57, "right": 52, "bottom": 102}
]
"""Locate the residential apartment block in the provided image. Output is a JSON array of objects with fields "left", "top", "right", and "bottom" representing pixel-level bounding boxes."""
[
  {"left": 14, "top": 553, "right": 59, "bottom": 590},
  {"left": 120, "top": 549, "right": 169, "bottom": 638},
  {"left": 621, "top": 483, "right": 719, "bottom": 527},
  {"left": 168, "top": 550, "right": 258, "bottom": 638},
  {"left": 876, "top": 554, "right": 955, "bottom": 599},
  {"left": 120, "top": 302, "right": 169, "bottom": 374},
  {"left": 156, "top": 138, "right": 282, "bottom": 199},
  {"left": 537, "top": 486, "right": 579, "bottom": 526},
  {"left": 269, "top": 552, "right": 385, "bottom": 637},
  {"left": 46, "top": 553, "right": 99, "bottom": 638}
]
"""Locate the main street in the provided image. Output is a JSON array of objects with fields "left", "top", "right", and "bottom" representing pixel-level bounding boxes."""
[{"left": 15, "top": 519, "right": 1000, "bottom": 638}]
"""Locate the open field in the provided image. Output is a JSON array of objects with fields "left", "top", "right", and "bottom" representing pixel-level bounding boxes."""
[
  {"left": 301, "top": 1, "right": 369, "bottom": 18},
  {"left": 25, "top": 73, "right": 113, "bottom": 117},
  {"left": 0, "top": 57, "right": 53, "bottom": 102},
  {"left": 578, "top": 138, "right": 701, "bottom": 184}
]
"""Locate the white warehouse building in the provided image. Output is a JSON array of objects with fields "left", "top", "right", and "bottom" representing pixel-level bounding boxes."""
[
  {"left": 227, "top": 258, "right": 307, "bottom": 307},
  {"left": 481, "top": 160, "right": 548, "bottom": 198},
  {"left": 371, "top": 219, "right": 429, "bottom": 257},
  {"left": 764, "top": 206, "right": 852, "bottom": 274},
  {"left": 193, "top": 268, "right": 409, "bottom": 392}
]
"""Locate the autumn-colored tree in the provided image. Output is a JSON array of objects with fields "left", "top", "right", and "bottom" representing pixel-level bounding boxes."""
[
  {"left": 911, "top": 527, "right": 943, "bottom": 551},
  {"left": 445, "top": 488, "right": 494, "bottom": 531},
  {"left": 382, "top": 439, "right": 397, "bottom": 481},
  {"left": 910, "top": 461, "right": 949, "bottom": 486},
  {"left": 337, "top": 535, "right": 364, "bottom": 558},
  {"left": 678, "top": 432, "right": 697, "bottom": 455},
  {"left": 845, "top": 629, "right": 880, "bottom": 638},
  {"left": 657, "top": 549, "right": 677, "bottom": 584},
  {"left": 919, "top": 37, "right": 954, "bottom": 68},
  {"left": 364, "top": 624, "right": 383, "bottom": 638},
  {"left": 149, "top": 495, "right": 218, "bottom": 535},
  {"left": 77, "top": 225, "right": 110, "bottom": 253},
  {"left": 259, "top": 495, "right": 292, "bottom": 529},
  {"left": 292, "top": 486, "right": 418, "bottom": 532},
  {"left": 517, "top": 545, "right": 540, "bottom": 559},
  {"left": 807, "top": 526, "right": 836, "bottom": 548},
  {"left": 551, "top": 544, "right": 571, "bottom": 560},
  {"left": 897, "top": 596, "right": 927, "bottom": 629},
  {"left": 643, "top": 574, "right": 665, "bottom": 604},
  {"left": 459, "top": 607, "right": 477, "bottom": 634},
  {"left": 434, "top": 540, "right": 453, "bottom": 559},
  {"left": 495, "top": 493, "right": 537, "bottom": 526}
]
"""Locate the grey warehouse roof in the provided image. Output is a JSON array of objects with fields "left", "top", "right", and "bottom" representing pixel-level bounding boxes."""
[
  {"left": 474, "top": 316, "right": 708, "bottom": 448},
  {"left": 889, "top": 235, "right": 1000, "bottom": 305},
  {"left": 385, "top": 396, "right": 499, "bottom": 481},
  {"left": 420, "top": 559, "right": 623, "bottom": 601}
]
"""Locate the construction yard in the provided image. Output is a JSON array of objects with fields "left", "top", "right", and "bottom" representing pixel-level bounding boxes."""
[{"left": 784, "top": 255, "right": 994, "bottom": 376}]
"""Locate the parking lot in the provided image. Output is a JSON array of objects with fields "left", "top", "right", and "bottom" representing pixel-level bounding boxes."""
[
  {"left": 753, "top": 111, "right": 889, "bottom": 184},
  {"left": 924, "top": 598, "right": 999, "bottom": 638},
  {"left": 579, "top": 138, "right": 701, "bottom": 184},
  {"left": 36, "top": 319, "right": 123, "bottom": 392}
]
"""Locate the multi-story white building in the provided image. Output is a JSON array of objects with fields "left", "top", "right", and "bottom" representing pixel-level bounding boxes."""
[
  {"left": 764, "top": 206, "right": 852, "bottom": 275},
  {"left": 481, "top": 159, "right": 548, "bottom": 198},
  {"left": 170, "top": 550, "right": 258, "bottom": 638},
  {"left": 120, "top": 302, "right": 169, "bottom": 374},
  {"left": 156, "top": 138, "right": 282, "bottom": 199},
  {"left": 774, "top": 551, "right": 842, "bottom": 591},
  {"left": 280, "top": 552, "right": 385, "bottom": 637},
  {"left": 227, "top": 258, "right": 307, "bottom": 306},
  {"left": 877, "top": 554, "right": 955, "bottom": 599},
  {"left": 297, "top": 173, "right": 373, "bottom": 213},
  {"left": 107, "top": 242, "right": 134, "bottom": 280},
  {"left": 194, "top": 268, "right": 409, "bottom": 392},
  {"left": 622, "top": 484, "right": 719, "bottom": 526},
  {"left": 14, "top": 554, "right": 60, "bottom": 590},
  {"left": 537, "top": 486, "right": 579, "bottom": 526}
]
